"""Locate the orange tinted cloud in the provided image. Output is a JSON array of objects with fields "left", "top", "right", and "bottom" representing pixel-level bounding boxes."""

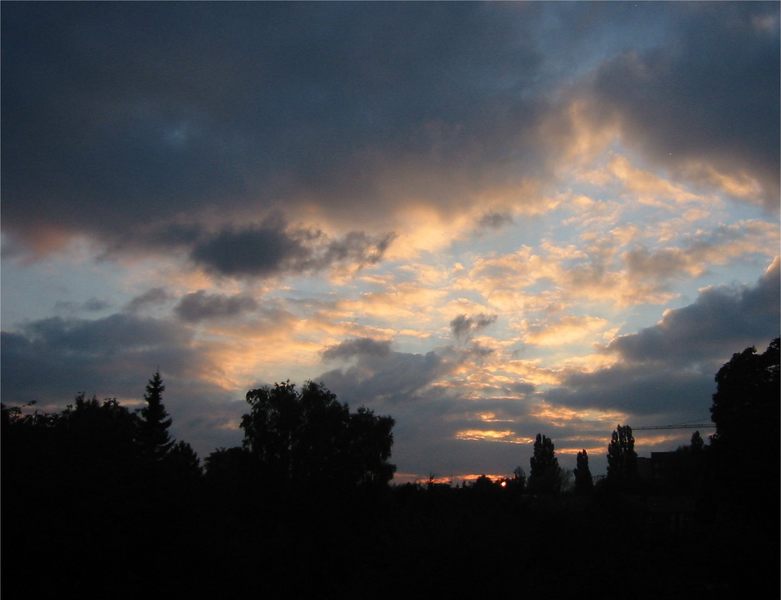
[
  {"left": 530, "top": 402, "right": 627, "bottom": 427},
  {"left": 520, "top": 315, "right": 610, "bottom": 347},
  {"left": 455, "top": 430, "right": 535, "bottom": 445}
]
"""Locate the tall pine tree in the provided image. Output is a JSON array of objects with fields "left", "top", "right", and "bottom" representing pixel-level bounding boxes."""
[{"left": 137, "top": 371, "right": 174, "bottom": 462}]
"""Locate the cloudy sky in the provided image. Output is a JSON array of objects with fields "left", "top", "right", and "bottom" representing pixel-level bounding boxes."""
[{"left": 2, "top": 2, "right": 778, "bottom": 480}]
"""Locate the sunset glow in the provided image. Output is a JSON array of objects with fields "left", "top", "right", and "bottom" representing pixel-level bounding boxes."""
[{"left": 2, "top": 2, "right": 778, "bottom": 479}]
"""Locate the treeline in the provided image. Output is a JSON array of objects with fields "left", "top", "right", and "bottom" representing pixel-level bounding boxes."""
[
  {"left": 464, "top": 423, "right": 703, "bottom": 495},
  {"left": 2, "top": 339, "right": 778, "bottom": 598},
  {"left": 2, "top": 376, "right": 398, "bottom": 599}
]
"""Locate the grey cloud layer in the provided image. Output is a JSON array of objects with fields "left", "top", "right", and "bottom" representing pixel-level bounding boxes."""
[
  {"left": 1, "top": 314, "right": 194, "bottom": 401},
  {"left": 125, "top": 288, "right": 171, "bottom": 313},
  {"left": 174, "top": 291, "right": 258, "bottom": 323},
  {"left": 318, "top": 348, "right": 446, "bottom": 407},
  {"left": 450, "top": 314, "right": 498, "bottom": 340},
  {"left": 1, "top": 3, "right": 542, "bottom": 246},
  {"left": 189, "top": 222, "right": 395, "bottom": 278},
  {"left": 54, "top": 297, "right": 112, "bottom": 315},
  {"left": 587, "top": 3, "right": 779, "bottom": 206},
  {"left": 322, "top": 337, "right": 392, "bottom": 361},
  {"left": 608, "top": 258, "right": 780, "bottom": 364},
  {"left": 3, "top": 3, "right": 775, "bottom": 255},
  {"left": 548, "top": 259, "right": 780, "bottom": 420}
]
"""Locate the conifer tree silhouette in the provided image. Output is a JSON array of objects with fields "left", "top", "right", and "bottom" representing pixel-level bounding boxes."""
[{"left": 137, "top": 371, "right": 174, "bottom": 462}]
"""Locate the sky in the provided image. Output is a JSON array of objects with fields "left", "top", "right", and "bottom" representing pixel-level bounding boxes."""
[{"left": 2, "top": 2, "right": 779, "bottom": 481}]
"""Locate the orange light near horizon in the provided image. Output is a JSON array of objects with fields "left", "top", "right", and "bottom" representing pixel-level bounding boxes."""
[
  {"left": 530, "top": 401, "right": 627, "bottom": 426},
  {"left": 455, "top": 429, "right": 535, "bottom": 445},
  {"left": 633, "top": 433, "right": 689, "bottom": 448},
  {"left": 556, "top": 446, "right": 607, "bottom": 456}
]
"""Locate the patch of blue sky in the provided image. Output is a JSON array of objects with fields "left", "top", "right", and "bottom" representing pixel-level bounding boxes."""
[
  {"left": 1, "top": 246, "right": 127, "bottom": 328},
  {"left": 535, "top": 2, "right": 673, "bottom": 87}
]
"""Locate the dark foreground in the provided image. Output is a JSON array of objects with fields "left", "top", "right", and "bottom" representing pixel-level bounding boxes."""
[
  {"left": 5, "top": 340, "right": 778, "bottom": 598},
  {"left": 3, "top": 476, "right": 778, "bottom": 599}
]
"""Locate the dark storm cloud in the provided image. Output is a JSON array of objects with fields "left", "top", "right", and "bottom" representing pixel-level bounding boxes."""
[
  {"left": 450, "top": 314, "right": 497, "bottom": 341},
  {"left": 23, "top": 314, "right": 191, "bottom": 355},
  {"left": 547, "top": 363, "right": 717, "bottom": 420},
  {"left": 125, "top": 287, "right": 172, "bottom": 313},
  {"left": 190, "top": 223, "right": 308, "bottom": 278},
  {"left": 3, "top": 3, "right": 774, "bottom": 255},
  {"left": 321, "top": 337, "right": 392, "bottom": 361},
  {"left": 1, "top": 2, "right": 547, "bottom": 250},
  {"left": 189, "top": 219, "right": 395, "bottom": 278},
  {"left": 609, "top": 258, "right": 780, "bottom": 364},
  {"left": 588, "top": 3, "right": 779, "bottom": 207},
  {"left": 174, "top": 291, "right": 258, "bottom": 323}
]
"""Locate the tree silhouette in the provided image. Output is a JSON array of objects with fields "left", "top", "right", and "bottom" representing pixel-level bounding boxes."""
[
  {"left": 167, "top": 440, "right": 202, "bottom": 481},
  {"left": 241, "top": 380, "right": 395, "bottom": 488},
  {"left": 606, "top": 425, "right": 637, "bottom": 487},
  {"left": 709, "top": 338, "right": 779, "bottom": 502},
  {"left": 711, "top": 338, "right": 779, "bottom": 450},
  {"left": 136, "top": 371, "right": 174, "bottom": 462},
  {"left": 574, "top": 449, "right": 593, "bottom": 493},
  {"left": 689, "top": 430, "right": 704, "bottom": 453},
  {"left": 472, "top": 474, "right": 494, "bottom": 491},
  {"left": 204, "top": 447, "right": 256, "bottom": 487},
  {"left": 511, "top": 466, "right": 526, "bottom": 492},
  {"left": 528, "top": 434, "right": 561, "bottom": 494},
  {"left": 345, "top": 406, "right": 396, "bottom": 486}
]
